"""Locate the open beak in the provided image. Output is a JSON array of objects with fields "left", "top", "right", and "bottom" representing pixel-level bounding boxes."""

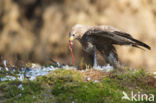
[{"left": 69, "top": 37, "right": 74, "bottom": 65}]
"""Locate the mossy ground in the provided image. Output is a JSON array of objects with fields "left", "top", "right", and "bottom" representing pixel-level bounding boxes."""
[{"left": 0, "top": 68, "right": 155, "bottom": 103}]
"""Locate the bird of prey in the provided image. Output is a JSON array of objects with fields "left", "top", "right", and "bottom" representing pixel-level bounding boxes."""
[{"left": 69, "top": 24, "right": 151, "bottom": 69}]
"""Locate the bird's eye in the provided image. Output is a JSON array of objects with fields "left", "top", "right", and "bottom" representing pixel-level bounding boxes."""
[{"left": 72, "top": 34, "right": 75, "bottom": 36}]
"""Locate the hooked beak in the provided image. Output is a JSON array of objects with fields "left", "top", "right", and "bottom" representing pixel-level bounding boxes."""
[
  {"left": 69, "top": 36, "right": 74, "bottom": 41},
  {"left": 69, "top": 36, "right": 74, "bottom": 45}
]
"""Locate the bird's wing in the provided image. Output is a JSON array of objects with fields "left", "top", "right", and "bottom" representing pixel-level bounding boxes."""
[{"left": 83, "top": 28, "right": 151, "bottom": 50}]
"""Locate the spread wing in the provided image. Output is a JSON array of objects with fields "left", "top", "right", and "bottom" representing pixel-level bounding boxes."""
[{"left": 83, "top": 28, "right": 151, "bottom": 50}]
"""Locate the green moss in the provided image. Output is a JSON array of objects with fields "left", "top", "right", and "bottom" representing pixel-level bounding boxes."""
[
  {"left": 110, "top": 69, "right": 154, "bottom": 89},
  {"left": 0, "top": 69, "right": 155, "bottom": 103},
  {"left": 0, "top": 80, "right": 43, "bottom": 103}
]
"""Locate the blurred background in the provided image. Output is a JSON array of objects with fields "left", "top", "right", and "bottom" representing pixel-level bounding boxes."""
[{"left": 0, "top": 0, "right": 155, "bottom": 72}]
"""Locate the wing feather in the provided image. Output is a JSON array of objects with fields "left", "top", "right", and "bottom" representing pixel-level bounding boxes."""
[{"left": 83, "top": 29, "right": 151, "bottom": 50}]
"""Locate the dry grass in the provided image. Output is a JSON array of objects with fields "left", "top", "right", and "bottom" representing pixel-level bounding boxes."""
[{"left": 79, "top": 69, "right": 109, "bottom": 81}]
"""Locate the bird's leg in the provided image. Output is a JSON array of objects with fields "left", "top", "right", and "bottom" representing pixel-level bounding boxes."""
[
  {"left": 107, "top": 52, "right": 122, "bottom": 69},
  {"left": 93, "top": 45, "right": 98, "bottom": 68}
]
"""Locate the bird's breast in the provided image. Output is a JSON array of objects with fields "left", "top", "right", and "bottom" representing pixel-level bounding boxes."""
[{"left": 82, "top": 42, "right": 94, "bottom": 54}]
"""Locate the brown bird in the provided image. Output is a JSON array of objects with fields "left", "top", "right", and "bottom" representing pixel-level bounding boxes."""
[{"left": 69, "top": 24, "right": 151, "bottom": 68}]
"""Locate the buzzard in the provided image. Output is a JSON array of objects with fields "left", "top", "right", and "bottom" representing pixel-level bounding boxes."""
[{"left": 69, "top": 24, "right": 151, "bottom": 68}]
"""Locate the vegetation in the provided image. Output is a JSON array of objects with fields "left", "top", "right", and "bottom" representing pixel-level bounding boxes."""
[{"left": 0, "top": 68, "right": 155, "bottom": 103}]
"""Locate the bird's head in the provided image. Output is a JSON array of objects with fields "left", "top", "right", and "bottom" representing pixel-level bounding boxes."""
[
  {"left": 69, "top": 24, "right": 89, "bottom": 42},
  {"left": 68, "top": 24, "right": 89, "bottom": 65}
]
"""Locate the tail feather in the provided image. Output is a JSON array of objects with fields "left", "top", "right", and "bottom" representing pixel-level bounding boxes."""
[
  {"left": 114, "top": 31, "right": 151, "bottom": 50},
  {"left": 131, "top": 44, "right": 145, "bottom": 51},
  {"left": 130, "top": 38, "right": 151, "bottom": 50}
]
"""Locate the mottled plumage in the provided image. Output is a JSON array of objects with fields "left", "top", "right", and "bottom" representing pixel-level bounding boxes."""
[{"left": 69, "top": 24, "right": 151, "bottom": 68}]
